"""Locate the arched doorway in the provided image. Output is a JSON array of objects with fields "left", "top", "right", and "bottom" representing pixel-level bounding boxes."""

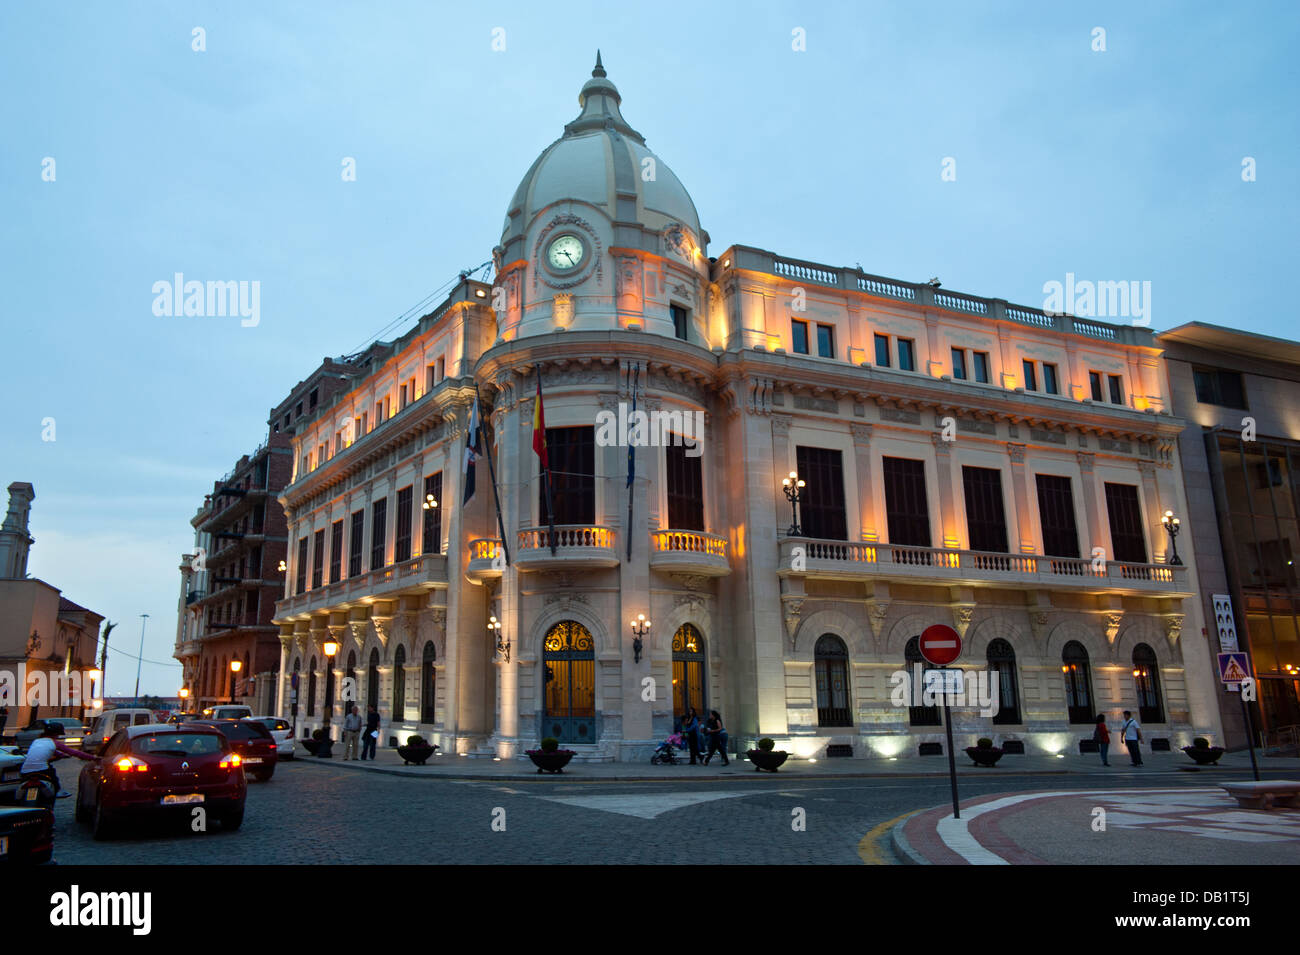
[
  {"left": 421, "top": 641, "right": 436, "bottom": 723},
  {"left": 904, "top": 636, "right": 940, "bottom": 726},
  {"left": 1062, "top": 640, "right": 1094, "bottom": 723},
  {"left": 672, "top": 624, "right": 706, "bottom": 718},
  {"left": 367, "top": 647, "right": 380, "bottom": 712},
  {"left": 307, "top": 657, "right": 317, "bottom": 717},
  {"left": 543, "top": 621, "right": 595, "bottom": 744},
  {"left": 987, "top": 638, "right": 1021, "bottom": 725},
  {"left": 345, "top": 650, "right": 357, "bottom": 712},
  {"left": 1133, "top": 643, "right": 1164, "bottom": 724},
  {"left": 392, "top": 644, "right": 406, "bottom": 722},
  {"left": 815, "top": 634, "right": 852, "bottom": 726}
]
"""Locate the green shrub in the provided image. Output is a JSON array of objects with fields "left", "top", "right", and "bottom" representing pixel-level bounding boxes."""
[
  {"left": 407, "top": 735, "right": 426, "bottom": 746},
  {"left": 758, "top": 737, "right": 775, "bottom": 752},
  {"left": 976, "top": 737, "right": 994, "bottom": 749},
  {"left": 540, "top": 737, "right": 559, "bottom": 753},
  {"left": 1192, "top": 737, "right": 1210, "bottom": 749}
]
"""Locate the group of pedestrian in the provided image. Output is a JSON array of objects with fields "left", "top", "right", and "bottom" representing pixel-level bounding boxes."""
[
  {"left": 679, "top": 707, "right": 729, "bottom": 766},
  {"left": 341, "top": 704, "right": 381, "bottom": 760},
  {"left": 1091, "top": 710, "right": 1145, "bottom": 767}
]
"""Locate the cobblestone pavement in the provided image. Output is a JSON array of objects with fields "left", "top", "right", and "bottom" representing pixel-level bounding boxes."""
[{"left": 47, "top": 758, "right": 1296, "bottom": 865}]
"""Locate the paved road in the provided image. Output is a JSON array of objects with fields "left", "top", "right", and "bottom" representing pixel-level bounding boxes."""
[{"left": 47, "top": 759, "right": 1298, "bottom": 865}]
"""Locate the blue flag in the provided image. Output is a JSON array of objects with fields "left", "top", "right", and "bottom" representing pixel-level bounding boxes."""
[{"left": 463, "top": 398, "right": 480, "bottom": 504}]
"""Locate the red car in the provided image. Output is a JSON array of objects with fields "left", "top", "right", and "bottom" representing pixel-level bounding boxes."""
[
  {"left": 76, "top": 724, "right": 247, "bottom": 840},
  {"left": 182, "top": 720, "right": 278, "bottom": 781}
]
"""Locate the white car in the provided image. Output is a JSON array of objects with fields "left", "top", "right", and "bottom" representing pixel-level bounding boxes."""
[
  {"left": 202, "top": 704, "right": 252, "bottom": 721},
  {"left": 244, "top": 716, "right": 294, "bottom": 760}
]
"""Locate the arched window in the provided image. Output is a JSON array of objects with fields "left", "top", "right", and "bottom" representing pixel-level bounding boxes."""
[
  {"left": 904, "top": 636, "right": 940, "bottom": 726},
  {"left": 543, "top": 621, "right": 595, "bottom": 744},
  {"left": 345, "top": 650, "right": 357, "bottom": 712},
  {"left": 421, "top": 641, "right": 437, "bottom": 723},
  {"left": 367, "top": 647, "right": 380, "bottom": 712},
  {"left": 672, "top": 624, "right": 706, "bottom": 718},
  {"left": 815, "top": 634, "right": 852, "bottom": 727},
  {"left": 1133, "top": 643, "right": 1164, "bottom": 724},
  {"left": 987, "top": 638, "right": 1021, "bottom": 725},
  {"left": 392, "top": 644, "right": 406, "bottom": 722},
  {"left": 307, "top": 656, "right": 317, "bottom": 717},
  {"left": 1062, "top": 641, "right": 1094, "bottom": 724}
]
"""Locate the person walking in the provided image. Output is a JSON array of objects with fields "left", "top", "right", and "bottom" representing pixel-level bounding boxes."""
[
  {"left": 1120, "top": 710, "right": 1143, "bottom": 766},
  {"left": 681, "top": 708, "right": 702, "bottom": 765},
  {"left": 360, "top": 704, "right": 380, "bottom": 760},
  {"left": 342, "top": 705, "right": 362, "bottom": 760},
  {"left": 703, "top": 709, "right": 730, "bottom": 766},
  {"left": 1093, "top": 713, "right": 1111, "bottom": 766},
  {"left": 20, "top": 723, "right": 94, "bottom": 797}
]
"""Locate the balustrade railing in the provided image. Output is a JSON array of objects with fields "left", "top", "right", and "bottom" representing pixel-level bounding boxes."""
[
  {"left": 518, "top": 525, "right": 616, "bottom": 551},
  {"left": 651, "top": 530, "right": 727, "bottom": 557}
]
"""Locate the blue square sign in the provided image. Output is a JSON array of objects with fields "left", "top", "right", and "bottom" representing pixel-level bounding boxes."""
[{"left": 1216, "top": 652, "right": 1250, "bottom": 684}]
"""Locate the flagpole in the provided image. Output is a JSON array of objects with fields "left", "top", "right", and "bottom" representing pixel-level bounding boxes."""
[
  {"left": 625, "top": 362, "right": 637, "bottom": 562},
  {"left": 537, "top": 366, "right": 558, "bottom": 556},
  {"left": 475, "top": 384, "right": 511, "bottom": 567}
]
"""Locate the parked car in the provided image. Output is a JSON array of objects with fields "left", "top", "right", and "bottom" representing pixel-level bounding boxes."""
[
  {"left": 0, "top": 750, "right": 24, "bottom": 803},
  {"left": 200, "top": 705, "right": 252, "bottom": 721},
  {"left": 244, "top": 716, "right": 294, "bottom": 760},
  {"left": 82, "top": 709, "right": 160, "bottom": 755},
  {"left": 182, "top": 720, "right": 277, "bottom": 781},
  {"left": 75, "top": 723, "right": 247, "bottom": 839},
  {"left": 168, "top": 713, "right": 201, "bottom": 725},
  {"left": 14, "top": 718, "right": 87, "bottom": 753},
  {"left": 0, "top": 804, "right": 55, "bottom": 864}
]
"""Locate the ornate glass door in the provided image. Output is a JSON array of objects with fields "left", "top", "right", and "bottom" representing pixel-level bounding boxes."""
[
  {"left": 543, "top": 622, "right": 595, "bottom": 743},
  {"left": 672, "top": 625, "right": 706, "bottom": 717}
]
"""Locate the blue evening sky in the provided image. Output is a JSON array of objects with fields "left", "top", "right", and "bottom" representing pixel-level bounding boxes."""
[{"left": 2, "top": 2, "right": 1296, "bottom": 694}]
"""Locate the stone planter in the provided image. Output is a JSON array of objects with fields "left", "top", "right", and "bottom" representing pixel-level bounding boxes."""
[
  {"left": 964, "top": 746, "right": 1004, "bottom": 767},
  {"left": 526, "top": 750, "right": 575, "bottom": 774},
  {"left": 299, "top": 739, "right": 319, "bottom": 757},
  {"left": 746, "top": 749, "right": 789, "bottom": 772},
  {"left": 1182, "top": 745, "right": 1225, "bottom": 766},
  {"left": 397, "top": 743, "right": 439, "bottom": 765}
]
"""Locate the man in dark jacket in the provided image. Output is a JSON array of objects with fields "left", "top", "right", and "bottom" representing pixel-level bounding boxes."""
[{"left": 360, "top": 704, "right": 380, "bottom": 760}]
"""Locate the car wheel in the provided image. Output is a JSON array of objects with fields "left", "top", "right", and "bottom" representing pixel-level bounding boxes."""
[
  {"left": 91, "top": 799, "right": 114, "bottom": 840},
  {"left": 252, "top": 769, "right": 273, "bottom": 782},
  {"left": 221, "top": 808, "right": 244, "bottom": 831},
  {"left": 74, "top": 792, "right": 90, "bottom": 824}
]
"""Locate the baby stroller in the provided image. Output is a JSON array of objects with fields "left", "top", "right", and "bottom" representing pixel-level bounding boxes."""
[{"left": 650, "top": 733, "right": 685, "bottom": 765}]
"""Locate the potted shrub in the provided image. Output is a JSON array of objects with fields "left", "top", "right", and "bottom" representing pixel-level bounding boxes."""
[
  {"left": 1181, "top": 736, "right": 1225, "bottom": 766},
  {"left": 396, "top": 734, "right": 439, "bottom": 766},
  {"left": 310, "top": 727, "right": 335, "bottom": 758},
  {"left": 964, "top": 737, "right": 1003, "bottom": 767},
  {"left": 525, "top": 737, "right": 576, "bottom": 773},
  {"left": 746, "top": 737, "right": 789, "bottom": 772}
]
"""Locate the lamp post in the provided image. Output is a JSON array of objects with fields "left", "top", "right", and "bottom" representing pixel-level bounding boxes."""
[
  {"left": 1161, "top": 510, "right": 1182, "bottom": 565},
  {"left": 229, "top": 659, "right": 241, "bottom": 704},
  {"left": 133, "top": 614, "right": 149, "bottom": 702},
  {"left": 321, "top": 639, "right": 339, "bottom": 751},
  {"left": 630, "top": 613, "right": 651, "bottom": 664},
  {"left": 489, "top": 616, "right": 509, "bottom": 663},
  {"left": 781, "top": 471, "right": 805, "bottom": 536}
]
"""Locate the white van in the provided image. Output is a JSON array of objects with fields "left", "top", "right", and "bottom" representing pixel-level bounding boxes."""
[
  {"left": 84, "top": 708, "right": 158, "bottom": 754},
  {"left": 201, "top": 704, "right": 253, "bottom": 721}
]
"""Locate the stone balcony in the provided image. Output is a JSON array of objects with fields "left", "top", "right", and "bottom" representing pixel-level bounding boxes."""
[
  {"left": 515, "top": 525, "right": 619, "bottom": 571},
  {"left": 466, "top": 538, "right": 504, "bottom": 582},
  {"left": 648, "top": 529, "right": 730, "bottom": 576},
  {"left": 777, "top": 537, "right": 1193, "bottom": 597},
  {"left": 274, "top": 552, "right": 448, "bottom": 621}
]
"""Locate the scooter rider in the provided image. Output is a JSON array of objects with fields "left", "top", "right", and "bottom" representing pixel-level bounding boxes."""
[{"left": 20, "top": 722, "right": 95, "bottom": 798}]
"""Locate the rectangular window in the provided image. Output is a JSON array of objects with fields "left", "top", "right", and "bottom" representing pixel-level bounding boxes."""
[
  {"left": 295, "top": 537, "right": 308, "bottom": 595},
  {"left": 334, "top": 431, "right": 342, "bottom": 455},
  {"left": 361, "top": 411, "right": 369, "bottom": 434},
  {"left": 436, "top": 357, "right": 445, "bottom": 382},
  {"left": 1089, "top": 371, "right": 1104, "bottom": 402},
  {"left": 882, "top": 457, "right": 931, "bottom": 547},
  {"left": 1193, "top": 367, "right": 1247, "bottom": 409},
  {"left": 897, "top": 338, "right": 916, "bottom": 372},
  {"left": 875, "top": 333, "right": 891, "bottom": 368},
  {"left": 395, "top": 486, "right": 413, "bottom": 563},
  {"left": 348, "top": 510, "right": 364, "bottom": 578},
  {"left": 329, "top": 520, "right": 343, "bottom": 584},
  {"left": 1022, "top": 360, "right": 1038, "bottom": 391},
  {"left": 816, "top": 323, "right": 835, "bottom": 359},
  {"left": 543, "top": 426, "right": 595, "bottom": 526},
  {"left": 1043, "top": 362, "right": 1059, "bottom": 395},
  {"left": 400, "top": 384, "right": 409, "bottom": 409},
  {"left": 791, "top": 319, "right": 809, "bottom": 355},
  {"left": 311, "top": 529, "right": 324, "bottom": 590},
  {"left": 370, "top": 497, "right": 387, "bottom": 571},
  {"left": 427, "top": 364, "right": 437, "bottom": 394},
  {"left": 671, "top": 304, "right": 689, "bottom": 341},
  {"left": 1035, "top": 474, "right": 1080, "bottom": 558},
  {"left": 423, "top": 472, "right": 443, "bottom": 555},
  {"left": 962, "top": 466, "right": 1008, "bottom": 553},
  {"left": 666, "top": 441, "right": 704, "bottom": 531},
  {"left": 795, "top": 446, "right": 848, "bottom": 540},
  {"left": 375, "top": 401, "right": 383, "bottom": 424},
  {"left": 973, "top": 351, "right": 990, "bottom": 384},
  {"left": 1104, "top": 482, "right": 1147, "bottom": 563},
  {"left": 951, "top": 348, "right": 967, "bottom": 380},
  {"left": 309, "top": 388, "right": 318, "bottom": 410},
  {"left": 1108, "top": 374, "right": 1124, "bottom": 405}
]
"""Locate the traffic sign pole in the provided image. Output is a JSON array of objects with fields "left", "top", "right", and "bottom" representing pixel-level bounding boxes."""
[
  {"left": 942, "top": 673, "right": 959, "bottom": 819},
  {"left": 919, "top": 625, "right": 964, "bottom": 819},
  {"left": 1239, "top": 689, "right": 1260, "bottom": 781}
]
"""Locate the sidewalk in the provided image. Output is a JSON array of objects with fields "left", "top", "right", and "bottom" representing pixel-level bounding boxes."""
[{"left": 290, "top": 744, "right": 1300, "bottom": 783}]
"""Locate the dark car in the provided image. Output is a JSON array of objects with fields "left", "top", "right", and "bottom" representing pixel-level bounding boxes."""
[
  {"left": 0, "top": 805, "right": 54, "bottom": 864},
  {"left": 15, "top": 718, "right": 86, "bottom": 753},
  {"left": 182, "top": 720, "right": 277, "bottom": 781},
  {"left": 75, "top": 723, "right": 247, "bottom": 840}
]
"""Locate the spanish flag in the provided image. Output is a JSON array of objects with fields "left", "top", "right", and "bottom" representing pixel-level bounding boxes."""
[{"left": 532, "top": 372, "right": 548, "bottom": 470}]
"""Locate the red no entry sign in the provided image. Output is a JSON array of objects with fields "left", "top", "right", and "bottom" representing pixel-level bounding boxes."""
[{"left": 919, "top": 624, "right": 962, "bottom": 666}]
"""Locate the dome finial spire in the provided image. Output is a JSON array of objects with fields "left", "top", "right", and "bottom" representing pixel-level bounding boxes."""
[{"left": 592, "top": 50, "right": 606, "bottom": 78}]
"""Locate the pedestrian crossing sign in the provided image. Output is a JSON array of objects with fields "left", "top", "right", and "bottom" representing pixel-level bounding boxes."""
[{"left": 1216, "top": 652, "right": 1250, "bottom": 686}]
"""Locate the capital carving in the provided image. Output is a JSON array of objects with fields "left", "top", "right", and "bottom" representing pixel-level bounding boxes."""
[
  {"left": 849, "top": 423, "right": 874, "bottom": 444},
  {"left": 931, "top": 432, "right": 953, "bottom": 455},
  {"left": 347, "top": 620, "right": 367, "bottom": 653},
  {"left": 430, "top": 606, "right": 447, "bottom": 631},
  {"left": 866, "top": 601, "right": 890, "bottom": 641},
  {"left": 1076, "top": 451, "right": 1095, "bottom": 473},
  {"left": 782, "top": 597, "right": 804, "bottom": 650},
  {"left": 1006, "top": 443, "right": 1026, "bottom": 464},
  {"left": 951, "top": 605, "right": 975, "bottom": 638},
  {"left": 1029, "top": 611, "right": 1050, "bottom": 644},
  {"left": 371, "top": 616, "right": 393, "bottom": 651},
  {"left": 1163, "top": 613, "right": 1184, "bottom": 646},
  {"left": 1138, "top": 461, "right": 1157, "bottom": 479},
  {"left": 1103, "top": 611, "right": 1124, "bottom": 645},
  {"left": 771, "top": 414, "right": 792, "bottom": 438}
]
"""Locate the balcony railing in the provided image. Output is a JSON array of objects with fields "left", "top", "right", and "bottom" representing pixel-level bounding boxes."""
[
  {"left": 778, "top": 538, "right": 1190, "bottom": 595},
  {"left": 274, "top": 552, "right": 448, "bottom": 618},
  {"left": 515, "top": 525, "right": 619, "bottom": 570},
  {"left": 467, "top": 538, "right": 504, "bottom": 582},
  {"left": 648, "top": 529, "right": 730, "bottom": 576}
]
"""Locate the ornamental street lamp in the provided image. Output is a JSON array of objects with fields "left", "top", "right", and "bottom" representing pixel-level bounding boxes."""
[
  {"left": 423, "top": 493, "right": 438, "bottom": 511},
  {"left": 630, "top": 614, "right": 651, "bottom": 663},
  {"left": 782, "top": 471, "right": 806, "bottom": 537},
  {"left": 489, "top": 616, "right": 510, "bottom": 663},
  {"left": 229, "top": 659, "right": 241, "bottom": 704},
  {"left": 277, "top": 559, "right": 287, "bottom": 572},
  {"left": 1161, "top": 510, "right": 1182, "bottom": 566},
  {"left": 321, "top": 639, "right": 339, "bottom": 754}
]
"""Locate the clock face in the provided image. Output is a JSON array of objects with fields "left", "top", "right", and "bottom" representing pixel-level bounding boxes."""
[{"left": 546, "top": 234, "right": 585, "bottom": 271}]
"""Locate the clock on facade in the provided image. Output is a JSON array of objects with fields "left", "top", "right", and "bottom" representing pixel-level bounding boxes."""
[{"left": 546, "top": 234, "right": 585, "bottom": 271}]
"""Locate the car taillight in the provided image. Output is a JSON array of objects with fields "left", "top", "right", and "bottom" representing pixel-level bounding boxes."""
[
  {"left": 114, "top": 756, "right": 148, "bottom": 773},
  {"left": 219, "top": 753, "right": 242, "bottom": 769}
]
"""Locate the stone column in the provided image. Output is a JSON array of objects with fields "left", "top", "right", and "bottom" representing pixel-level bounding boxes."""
[
  {"left": 772, "top": 415, "right": 793, "bottom": 531},
  {"left": 1138, "top": 462, "right": 1165, "bottom": 562},
  {"left": 1076, "top": 452, "right": 1105, "bottom": 559},
  {"left": 850, "top": 423, "right": 876, "bottom": 541},
  {"left": 1006, "top": 443, "right": 1035, "bottom": 553},
  {"left": 931, "top": 433, "right": 958, "bottom": 548},
  {"left": 275, "top": 633, "right": 292, "bottom": 717}
]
